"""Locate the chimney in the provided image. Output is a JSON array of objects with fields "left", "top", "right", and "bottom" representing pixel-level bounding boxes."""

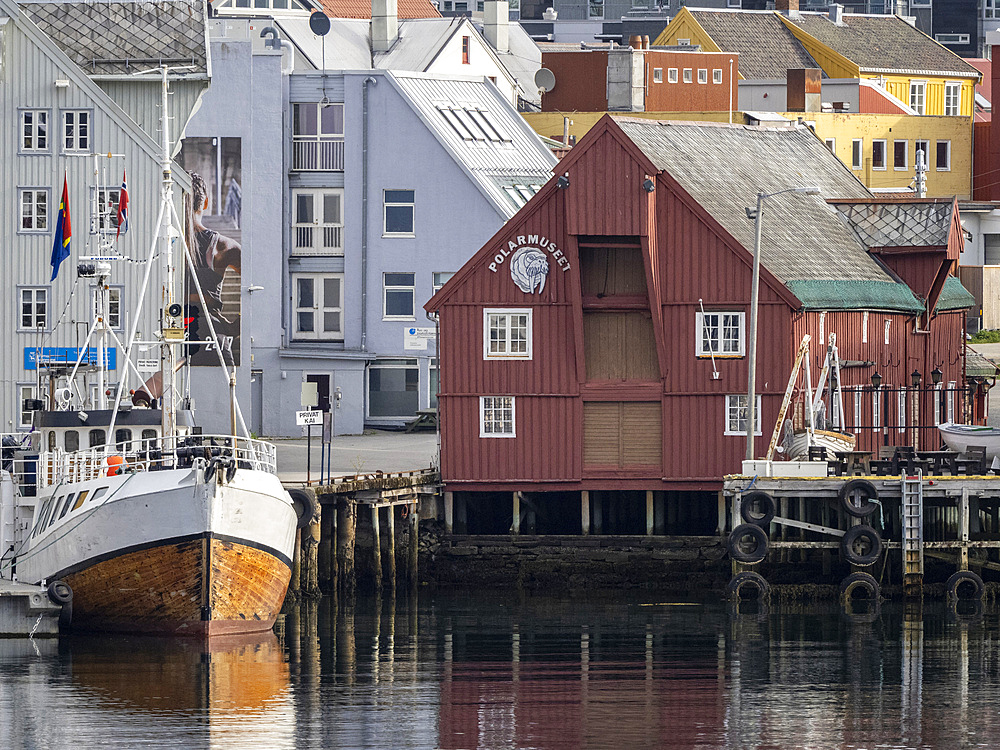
[
  {"left": 484, "top": 1, "right": 509, "bottom": 55},
  {"left": 786, "top": 68, "right": 822, "bottom": 113},
  {"left": 827, "top": 4, "right": 844, "bottom": 25},
  {"left": 776, "top": 0, "right": 799, "bottom": 16},
  {"left": 372, "top": 0, "right": 398, "bottom": 54}
]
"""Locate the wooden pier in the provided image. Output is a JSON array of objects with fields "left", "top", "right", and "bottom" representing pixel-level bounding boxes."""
[
  {"left": 283, "top": 468, "right": 440, "bottom": 601},
  {"left": 723, "top": 463, "right": 1000, "bottom": 603}
]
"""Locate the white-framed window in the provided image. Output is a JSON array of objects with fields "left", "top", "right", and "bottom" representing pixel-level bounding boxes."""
[
  {"left": 19, "top": 287, "right": 48, "bottom": 331},
  {"left": 727, "top": 0, "right": 739, "bottom": 6},
  {"left": 368, "top": 359, "right": 419, "bottom": 418},
  {"left": 429, "top": 364, "right": 440, "bottom": 409},
  {"left": 893, "top": 140, "right": 908, "bottom": 170},
  {"left": 872, "top": 140, "right": 887, "bottom": 170},
  {"left": 872, "top": 388, "right": 881, "bottom": 432},
  {"left": 92, "top": 285, "right": 122, "bottom": 330},
  {"left": 20, "top": 110, "right": 48, "bottom": 152},
  {"left": 683, "top": 68, "right": 693, "bottom": 83},
  {"left": 62, "top": 110, "right": 90, "bottom": 152},
  {"left": 483, "top": 308, "right": 532, "bottom": 359},
  {"left": 934, "top": 383, "right": 943, "bottom": 425},
  {"left": 909, "top": 80, "right": 926, "bottom": 114},
  {"left": 667, "top": 68, "right": 678, "bottom": 83},
  {"left": 825, "top": 138, "right": 836, "bottom": 153},
  {"left": 852, "top": 139, "right": 863, "bottom": 170},
  {"left": 292, "top": 273, "right": 344, "bottom": 340},
  {"left": 853, "top": 387, "right": 863, "bottom": 430},
  {"left": 480, "top": 396, "right": 515, "bottom": 437},
  {"left": 291, "top": 102, "right": 345, "bottom": 170},
  {"left": 677, "top": 39, "right": 690, "bottom": 46},
  {"left": 91, "top": 187, "right": 122, "bottom": 234},
  {"left": 936, "top": 140, "right": 951, "bottom": 170},
  {"left": 914, "top": 139, "right": 930, "bottom": 169},
  {"left": 18, "top": 384, "right": 37, "bottom": 430},
  {"left": 383, "top": 272, "right": 415, "bottom": 320},
  {"left": 588, "top": 0, "right": 604, "bottom": 19},
  {"left": 292, "top": 189, "right": 343, "bottom": 254},
  {"left": 724, "top": 394, "right": 761, "bottom": 436},
  {"left": 947, "top": 381, "right": 956, "bottom": 423},
  {"left": 713, "top": 68, "right": 723, "bottom": 84},
  {"left": 653, "top": 68, "right": 663, "bottom": 83},
  {"left": 217, "top": 0, "right": 313, "bottom": 10},
  {"left": 898, "top": 390, "right": 906, "bottom": 433},
  {"left": 20, "top": 189, "right": 48, "bottom": 231},
  {"left": 910, "top": 0, "right": 931, "bottom": 6},
  {"left": 698, "top": 69, "right": 708, "bottom": 84},
  {"left": 432, "top": 271, "right": 455, "bottom": 295},
  {"left": 987, "top": 0, "right": 998, "bottom": 19},
  {"left": 383, "top": 189, "right": 415, "bottom": 236},
  {"left": 944, "top": 82, "right": 961, "bottom": 116},
  {"left": 696, "top": 311, "right": 745, "bottom": 357}
]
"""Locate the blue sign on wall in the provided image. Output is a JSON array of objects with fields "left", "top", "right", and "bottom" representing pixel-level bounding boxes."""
[{"left": 24, "top": 347, "right": 117, "bottom": 371}]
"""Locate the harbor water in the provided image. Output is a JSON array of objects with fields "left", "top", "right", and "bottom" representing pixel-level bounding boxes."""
[{"left": 2, "top": 591, "right": 1000, "bottom": 749}]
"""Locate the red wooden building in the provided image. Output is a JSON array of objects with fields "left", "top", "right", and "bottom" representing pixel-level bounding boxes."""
[{"left": 427, "top": 116, "right": 974, "bottom": 535}]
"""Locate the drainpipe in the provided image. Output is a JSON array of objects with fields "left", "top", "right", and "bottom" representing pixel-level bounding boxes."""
[{"left": 361, "top": 76, "right": 378, "bottom": 351}]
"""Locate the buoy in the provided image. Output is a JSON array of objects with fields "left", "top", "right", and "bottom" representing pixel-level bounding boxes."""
[{"left": 106, "top": 454, "right": 126, "bottom": 477}]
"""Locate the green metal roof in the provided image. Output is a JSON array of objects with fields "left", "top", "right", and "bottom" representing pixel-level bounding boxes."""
[
  {"left": 784, "top": 280, "right": 924, "bottom": 313},
  {"left": 935, "top": 276, "right": 976, "bottom": 312}
]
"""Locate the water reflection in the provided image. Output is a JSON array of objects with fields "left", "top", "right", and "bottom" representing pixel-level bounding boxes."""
[{"left": 5, "top": 594, "right": 1000, "bottom": 748}]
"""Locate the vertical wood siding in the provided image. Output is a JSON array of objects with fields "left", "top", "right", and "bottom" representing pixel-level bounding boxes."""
[{"left": 565, "top": 135, "right": 645, "bottom": 236}]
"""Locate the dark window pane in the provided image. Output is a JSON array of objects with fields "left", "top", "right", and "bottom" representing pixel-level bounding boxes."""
[
  {"left": 297, "top": 278, "right": 314, "bottom": 308},
  {"left": 385, "top": 190, "right": 414, "bottom": 203},
  {"left": 385, "top": 290, "right": 413, "bottom": 317},
  {"left": 385, "top": 206, "right": 413, "bottom": 234}
]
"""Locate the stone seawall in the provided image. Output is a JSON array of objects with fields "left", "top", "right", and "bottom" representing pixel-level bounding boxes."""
[{"left": 420, "top": 531, "right": 731, "bottom": 591}]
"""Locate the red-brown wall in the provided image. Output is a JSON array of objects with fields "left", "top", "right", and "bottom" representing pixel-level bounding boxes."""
[{"left": 541, "top": 51, "right": 610, "bottom": 111}]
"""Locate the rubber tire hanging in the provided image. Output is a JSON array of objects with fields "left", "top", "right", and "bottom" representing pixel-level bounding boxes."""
[
  {"left": 726, "top": 571, "right": 771, "bottom": 601},
  {"left": 740, "top": 491, "right": 776, "bottom": 527},
  {"left": 728, "top": 523, "right": 769, "bottom": 564},
  {"left": 838, "top": 479, "right": 879, "bottom": 518},
  {"left": 841, "top": 525, "right": 883, "bottom": 566},
  {"left": 946, "top": 570, "right": 985, "bottom": 601},
  {"left": 840, "top": 571, "right": 880, "bottom": 602}
]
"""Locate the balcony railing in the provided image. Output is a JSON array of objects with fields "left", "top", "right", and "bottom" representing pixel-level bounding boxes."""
[
  {"left": 293, "top": 138, "right": 345, "bottom": 171},
  {"left": 294, "top": 225, "right": 343, "bottom": 253}
]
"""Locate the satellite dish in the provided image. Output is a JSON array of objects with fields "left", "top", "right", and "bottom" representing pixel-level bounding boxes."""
[
  {"left": 534, "top": 67, "right": 556, "bottom": 93},
  {"left": 309, "top": 10, "right": 331, "bottom": 36}
]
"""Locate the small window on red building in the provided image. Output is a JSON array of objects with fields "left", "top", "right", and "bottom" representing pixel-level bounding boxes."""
[{"left": 462, "top": 36, "right": 470, "bottom": 64}]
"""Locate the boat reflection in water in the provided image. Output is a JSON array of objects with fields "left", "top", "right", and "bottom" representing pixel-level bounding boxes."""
[{"left": 4, "top": 594, "right": 1000, "bottom": 748}]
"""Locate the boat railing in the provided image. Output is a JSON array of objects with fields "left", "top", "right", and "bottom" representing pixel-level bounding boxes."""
[{"left": 37, "top": 434, "right": 278, "bottom": 488}]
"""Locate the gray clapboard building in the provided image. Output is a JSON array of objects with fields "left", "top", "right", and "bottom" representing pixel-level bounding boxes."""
[
  {"left": 1, "top": 0, "right": 208, "bottom": 432},
  {"left": 187, "top": 8, "right": 556, "bottom": 436}
]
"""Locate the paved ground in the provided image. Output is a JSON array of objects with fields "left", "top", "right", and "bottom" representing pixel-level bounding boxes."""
[{"left": 272, "top": 429, "right": 438, "bottom": 483}]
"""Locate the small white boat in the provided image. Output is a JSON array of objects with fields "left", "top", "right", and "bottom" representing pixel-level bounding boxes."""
[
  {"left": 787, "top": 428, "right": 857, "bottom": 459},
  {"left": 937, "top": 422, "right": 1000, "bottom": 459}
]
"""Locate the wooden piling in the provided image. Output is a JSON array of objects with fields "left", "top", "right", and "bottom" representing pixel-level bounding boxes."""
[
  {"left": 387, "top": 504, "right": 397, "bottom": 589},
  {"left": 302, "top": 499, "right": 321, "bottom": 598},
  {"left": 372, "top": 505, "right": 383, "bottom": 593},
  {"left": 319, "top": 498, "right": 335, "bottom": 592},
  {"left": 593, "top": 493, "right": 603, "bottom": 534},
  {"left": 717, "top": 491, "right": 726, "bottom": 536},
  {"left": 290, "top": 528, "right": 302, "bottom": 599},
  {"left": 646, "top": 490, "right": 654, "bottom": 536},
  {"left": 512, "top": 491, "right": 521, "bottom": 535},
  {"left": 444, "top": 491, "right": 454, "bottom": 534},
  {"left": 408, "top": 501, "right": 419, "bottom": 590},
  {"left": 337, "top": 497, "right": 357, "bottom": 597},
  {"left": 581, "top": 490, "right": 590, "bottom": 535}
]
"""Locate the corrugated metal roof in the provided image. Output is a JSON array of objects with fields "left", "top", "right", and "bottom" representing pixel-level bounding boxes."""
[
  {"left": 689, "top": 10, "right": 820, "bottom": 80},
  {"left": 390, "top": 72, "right": 556, "bottom": 216},
  {"left": 613, "top": 118, "right": 889, "bottom": 287},
  {"left": 832, "top": 200, "right": 954, "bottom": 248},
  {"left": 317, "top": 0, "right": 439, "bottom": 19},
  {"left": 19, "top": 0, "right": 209, "bottom": 77}
]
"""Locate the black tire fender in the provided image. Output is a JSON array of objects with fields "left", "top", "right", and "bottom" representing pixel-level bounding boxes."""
[
  {"left": 841, "top": 525, "right": 883, "bottom": 566},
  {"left": 740, "top": 491, "right": 776, "bottom": 527},
  {"left": 840, "top": 571, "right": 880, "bottom": 601},
  {"left": 726, "top": 571, "right": 771, "bottom": 601},
  {"left": 946, "top": 570, "right": 985, "bottom": 601},
  {"left": 288, "top": 488, "right": 318, "bottom": 529},
  {"left": 226, "top": 461, "right": 238, "bottom": 483},
  {"left": 47, "top": 580, "right": 73, "bottom": 606},
  {"left": 839, "top": 479, "right": 879, "bottom": 518},
  {"left": 727, "top": 523, "right": 769, "bottom": 564},
  {"left": 204, "top": 458, "right": 218, "bottom": 483}
]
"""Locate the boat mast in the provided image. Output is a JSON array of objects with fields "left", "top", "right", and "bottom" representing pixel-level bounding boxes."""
[{"left": 158, "top": 66, "right": 179, "bottom": 441}]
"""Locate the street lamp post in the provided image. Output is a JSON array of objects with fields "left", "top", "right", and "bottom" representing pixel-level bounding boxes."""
[{"left": 745, "top": 186, "right": 821, "bottom": 462}]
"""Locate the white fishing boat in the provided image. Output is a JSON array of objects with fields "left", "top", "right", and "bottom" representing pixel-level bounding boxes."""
[
  {"left": 937, "top": 422, "right": 1000, "bottom": 459},
  {"left": 0, "top": 70, "right": 299, "bottom": 636},
  {"left": 786, "top": 427, "right": 856, "bottom": 458}
]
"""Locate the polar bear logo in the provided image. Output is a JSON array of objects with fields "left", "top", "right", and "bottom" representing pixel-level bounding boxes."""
[{"left": 510, "top": 247, "right": 549, "bottom": 294}]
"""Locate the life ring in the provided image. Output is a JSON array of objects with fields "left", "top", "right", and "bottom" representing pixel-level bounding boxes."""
[
  {"left": 740, "top": 491, "right": 776, "bottom": 527},
  {"left": 106, "top": 455, "right": 127, "bottom": 477},
  {"left": 727, "top": 523, "right": 768, "bottom": 564},
  {"left": 840, "top": 572, "right": 880, "bottom": 603},
  {"left": 946, "top": 570, "right": 985, "bottom": 601},
  {"left": 287, "top": 488, "right": 318, "bottom": 529},
  {"left": 726, "top": 571, "right": 771, "bottom": 601},
  {"left": 841, "top": 525, "right": 883, "bottom": 566},
  {"left": 47, "top": 580, "right": 73, "bottom": 606},
  {"left": 839, "top": 479, "right": 879, "bottom": 518}
]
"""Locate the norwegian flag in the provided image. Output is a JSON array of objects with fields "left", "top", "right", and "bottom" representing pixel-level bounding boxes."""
[{"left": 116, "top": 169, "right": 129, "bottom": 240}]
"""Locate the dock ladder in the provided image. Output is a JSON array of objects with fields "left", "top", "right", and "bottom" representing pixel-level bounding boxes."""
[{"left": 901, "top": 471, "right": 924, "bottom": 597}]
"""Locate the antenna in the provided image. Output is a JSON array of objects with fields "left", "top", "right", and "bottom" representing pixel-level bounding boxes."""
[
  {"left": 534, "top": 67, "right": 556, "bottom": 95},
  {"left": 310, "top": 10, "right": 331, "bottom": 75}
]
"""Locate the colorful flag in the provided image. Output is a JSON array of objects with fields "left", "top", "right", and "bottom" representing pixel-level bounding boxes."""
[
  {"left": 116, "top": 168, "right": 129, "bottom": 240},
  {"left": 49, "top": 175, "right": 71, "bottom": 281}
]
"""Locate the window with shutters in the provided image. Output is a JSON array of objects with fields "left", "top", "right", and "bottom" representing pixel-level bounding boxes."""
[{"left": 583, "top": 402, "right": 661, "bottom": 468}]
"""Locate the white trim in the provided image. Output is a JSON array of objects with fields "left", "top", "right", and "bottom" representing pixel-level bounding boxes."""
[
  {"left": 697, "top": 68, "right": 708, "bottom": 84},
  {"left": 851, "top": 138, "right": 863, "bottom": 170},
  {"left": 682, "top": 68, "right": 693, "bottom": 84},
  {"left": 18, "top": 109, "right": 50, "bottom": 153},
  {"left": 713, "top": 68, "right": 723, "bottom": 84},
  {"left": 383, "top": 189, "right": 415, "bottom": 237},
  {"left": 909, "top": 80, "right": 926, "bottom": 115},
  {"left": 696, "top": 311, "right": 745, "bottom": 358},
  {"left": 61, "top": 109, "right": 91, "bottom": 153},
  {"left": 724, "top": 394, "right": 761, "bottom": 436},
  {"left": 18, "top": 187, "right": 50, "bottom": 233},
  {"left": 480, "top": 395, "right": 516, "bottom": 437},
  {"left": 667, "top": 68, "right": 678, "bottom": 83},
  {"left": 936, "top": 140, "right": 951, "bottom": 171},
  {"left": 893, "top": 139, "right": 908, "bottom": 171},
  {"left": 18, "top": 286, "right": 49, "bottom": 332},
  {"left": 944, "top": 81, "right": 962, "bottom": 116},
  {"left": 653, "top": 68, "right": 663, "bottom": 84},
  {"left": 897, "top": 390, "right": 906, "bottom": 433},
  {"left": 291, "top": 188, "right": 344, "bottom": 255},
  {"left": 872, "top": 139, "right": 887, "bottom": 171},
  {"left": 291, "top": 272, "right": 344, "bottom": 340},
  {"left": 483, "top": 308, "right": 533, "bottom": 360},
  {"left": 382, "top": 272, "right": 416, "bottom": 321},
  {"left": 17, "top": 383, "right": 37, "bottom": 430}
]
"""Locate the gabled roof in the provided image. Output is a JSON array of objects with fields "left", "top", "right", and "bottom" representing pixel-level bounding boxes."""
[
  {"left": 472, "top": 20, "right": 542, "bottom": 107},
  {"left": 687, "top": 9, "right": 820, "bottom": 80},
  {"left": 786, "top": 13, "right": 981, "bottom": 79},
  {"left": 373, "top": 16, "right": 467, "bottom": 72},
  {"left": 830, "top": 199, "right": 955, "bottom": 249},
  {"left": 388, "top": 72, "right": 556, "bottom": 217},
  {"left": 277, "top": 17, "right": 372, "bottom": 69},
  {"left": 18, "top": 0, "right": 209, "bottom": 78},
  {"left": 316, "top": 0, "right": 439, "bottom": 19}
]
